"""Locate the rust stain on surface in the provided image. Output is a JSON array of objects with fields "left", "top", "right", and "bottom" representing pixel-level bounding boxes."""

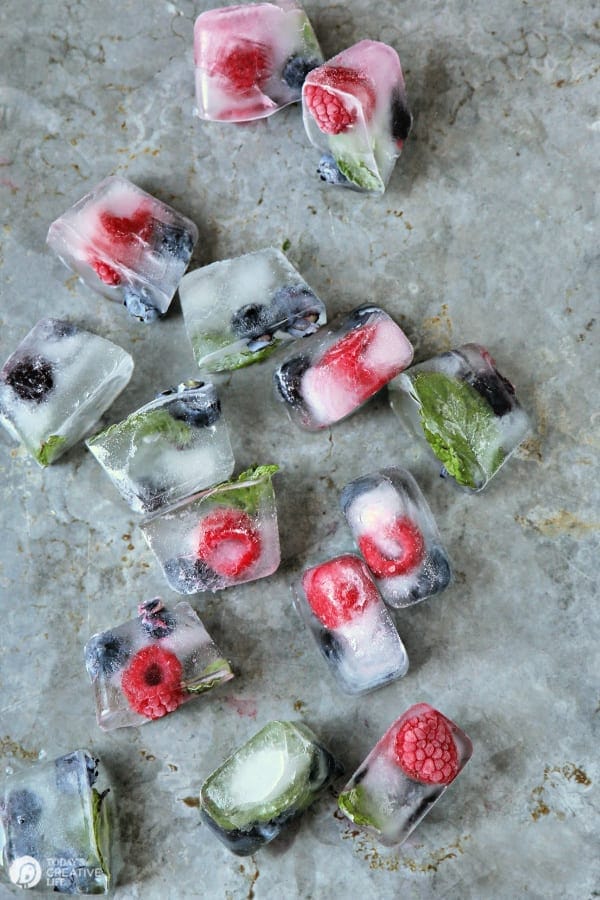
[
  {"left": 0, "top": 736, "right": 39, "bottom": 761},
  {"left": 421, "top": 304, "right": 453, "bottom": 352},
  {"left": 181, "top": 796, "right": 199, "bottom": 808},
  {"left": 515, "top": 509, "right": 599, "bottom": 537}
]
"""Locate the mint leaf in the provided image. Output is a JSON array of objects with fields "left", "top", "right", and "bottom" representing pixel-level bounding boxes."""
[
  {"left": 409, "top": 371, "right": 505, "bottom": 489},
  {"left": 282, "top": 238, "right": 291, "bottom": 253},
  {"left": 336, "top": 157, "right": 383, "bottom": 192},
  {"left": 209, "top": 465, "right": 279, "bottom": 515},
  {"left": 91, "top": 788, "right": 111, "bottom": 881},
  {"left": 186, "top": 658, "right": 233, "bottom": 694},
  {"left": 338, "top": 786, "right": 381, "bottom": 828},
  {"left": 96, "top": 408, "right": 193, "bottom": 448},
  {"left": 302, "top": 19, "right": 321, "bottom": 55},
  {"left": 35, "top": 434, "right": 67, "bottom": 466},
  {"left": 193, "top": 330, "right": 281, "bottom": 372}
]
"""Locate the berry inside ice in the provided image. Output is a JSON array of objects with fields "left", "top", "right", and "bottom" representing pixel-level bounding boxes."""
[
  {"left": 302, "top": 555, "right": 379, "bottom": 629},
  {"left": 358, "top": 516, "right": 425, "bottom": 578},
  {"left": 394, "top": 708, "right": 459, "bottom": 785},
  {"left": 197, "top": 507, "right": 261, "bottom": 578}
]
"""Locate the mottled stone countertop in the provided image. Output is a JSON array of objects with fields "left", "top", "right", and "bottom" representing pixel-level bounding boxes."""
[{"left": 0, "top": 0, "right": 598, "bottom": 897}]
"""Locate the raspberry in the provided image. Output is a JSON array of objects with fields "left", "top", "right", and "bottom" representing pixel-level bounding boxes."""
[
  {"left": 89, "top": 256, "right": 121, "bottom": 286},
  {"left": 99, "top": 207, "right": 154, "bottom": 245},
  {"left": 316, "top": 323, "right": 391, "bottom": 402},
  {"left": 121, "top": 645, "right": 184, "bottom": 720},
  {"left": 212, "top": 40, "right": 272, "bottom": 92},
  {"left": 197, "top": 507, "right": 261, "bottom": 578},
  {"left": 394, "top": 708, "right": 459, "bottom": 785},
  {"left": 359, "top": 517, "right": 425, "bottom": 578},
  {"left": 302, "top": 554, "right": 379, "bottom": 629},
  {"left": 304, "top": 66, "right": 375, "bottom": 135}
]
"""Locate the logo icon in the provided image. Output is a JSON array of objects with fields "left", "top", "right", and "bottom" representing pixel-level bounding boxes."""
[{"left": 8, "top": 856, "right": 42, "bottom": 889}]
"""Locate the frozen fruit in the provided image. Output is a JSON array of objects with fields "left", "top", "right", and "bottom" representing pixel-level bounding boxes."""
[
  {"left": 317, "top": 154, "right": 349, "bottom": 185},
  {"left": 157, "top": 222, "right": 195, "bottom": 261},
  {"left": 84, "top": 632, "right": 132, "bottom": 678},
  {"left": 197, "top": 507, "right": 262, "bottom": 578},
  {"left": 6, "top": 788, "right": 43, "bottom": 829},
  {"left": 212, "top": 40, "right": 272, "bottom": 92},
  {"left": 282, "top": 54, "right": 320, "bottom": 90},
  {"left": 230, "top": 303, "right": 272, "bottom": 340},
  {"left": 139, "top": 598, "right": 177, "bottom": 639},
  {"left": 270, "top": 284, "right": 321, "bottom": 337},
  {"left": 394, "top": 708, "right": 459, "bottom": 785},
  {"left": 55, "top": 752, "right": 98, "bottom": 793},
  {"left": 274, "top": 354, "right": 310, "bottom": 408},
  {"left": 304, "top": 67, "right": 375, "bottom": 135},
  {"left": 358, "top": 517, "right": 425, "bottom": 578},
  {"left": 163, "top": 556, "right": 221, "bottom": 593},
  {"left": 121, "top": 644, "right": 184, "bottom": 719},
  {"left": 122, "top": 285, "right": 161, "bottom": 323},
  {"left": 4, "top": 356, "right": 54, "bottom": 404},
  {"left": 302, "top": 554, "right": 379, "bottom": 629},
  {"left": 390, "top": 90, "right": 412, "bottom": 145},
  {"left": 89, "top": 256, "right": 122, "bottom": 286}
]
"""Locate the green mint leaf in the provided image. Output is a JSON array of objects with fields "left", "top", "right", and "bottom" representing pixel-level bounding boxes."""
[
  {"left": 209, "top": 465, "right": 279, "bottom": 515},
  {"left": 410, "top": 371, "right": 505, "bottom": 489},
  {"left": 193, "top": 330, "right": 281, "bottom": 372},
  {"left": 91, "top": 788, "right": 111, "bottom": 881},
  {"left": 35, "top": 434, "right": 67, "bottom": 466},
  {"left": 282, "top": 238, "right": 291, "bottom": 253},
  {"left": 338, "top": 786, "right": 380, "bottom": 828},
  {"left": 302, "top": 19, "right": 322, "bottom": 55},
  {"left": 186, "top": 658, "right": 233, "bottom": 694},
  {"left": 336, "top": 157, "right": 383, "bottom": 192}
]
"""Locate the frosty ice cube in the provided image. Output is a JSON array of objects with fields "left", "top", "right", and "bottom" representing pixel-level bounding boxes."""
[
  {"left": 341, "top": 468, "right": 452, "bottom": 608},
  {"left": 302, "top": 40, "right": 411, "bottom": 194},
  {"left": 141, "top": 465, "right": 280, "bottom": 594},
  {"left": 199, "top": 720, "right": 341, "bottom": 855},
  {"left": 0, "top": 749, "right": 112, "bottom": 893},
  {"left": 47, "top": 176, "right": 198, "bottom": 323},
  {"left": 84, "top": 599, "right": 233, "bottom": 730},
  {"left": 86, "top": 381, "right": 235, "bottom": 514},
  {"left": 179, "top": 247, "right": 326, "bottom": 373},
  {"left": 273, "top": 305, "right": 413, "bottom": 430},
  {"left": 338, "top": 703, "right": 472, "bottom": 847},
  {"left": 388, "top": 344, "right": 531, "bottom": 491},
  {"left": 0, "top": 318, "right": 133, "bottom": 466},
  {"left": 194, "top": 1, "right": 323, "bottom": 122},
  {"left": 294, "top": 554, "right": 409, "bottom": 694}
]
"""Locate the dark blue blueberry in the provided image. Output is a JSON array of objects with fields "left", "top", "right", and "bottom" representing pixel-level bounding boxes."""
[
  {"left": 467, "top": 372, "right": 515, "bottom": 417},
  {"left": 156, "top": 222, "right": 194, "bottom": 262},
  {"left": 139, "top": 599, "right": 177, "bottom": 639},
  {"left": 344, "top": 305, "right": 382, "bottom": 328},
  {"left": 282, "top": 55, "right": 321, "bottom": 90},
  {"left": 163, "top": 556, "right": 221, "bottom": 593},
  {"left": 340, "top": 474, "right": 384, "bottom": 517},
  {"left": 135, "top": 478, "right": 168, "bottom": 513},
  {"left": 85, "top": 631, "right": 132, "bottom": 678},
  {"left": 317, "top": 154, "right": 349, "bottom": 185},
  {"left": 410, "top": 548, "right": 452, "bottom": 601},
  {"left": 169, "top": 395, "right": 221, "bottom": 428},
  {"left": 230, "top": 303, "right": 272, "bottom": 340},
  {"left": 273, "top": 355, "right": 310, "bottom": 409},
  {"left": 390, "top": 91, "right": 412, "bottom": 143},
  {"left": 319, "top": 629, "right": 344, "bottom": 665},
  {"left": 55, "top": 751, "right": 98, "bottom": 793},
  {"left": 270, "top": 284, "right": 322, "bottom": 338},
  {"left": 122, "top": 285, "right": 161, "bottom": 323},
  {"left": 4, "top": 356, "right": 54, "bottom": 403},
  {"left": 6, "top": 788, "right": 43, "bottom": 830}
]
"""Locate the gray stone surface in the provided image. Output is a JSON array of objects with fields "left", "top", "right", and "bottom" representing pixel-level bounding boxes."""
[{"left": 0, "top": 0, "right": 598, "bottom": 897}]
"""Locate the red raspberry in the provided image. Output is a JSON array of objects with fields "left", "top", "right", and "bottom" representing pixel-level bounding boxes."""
[
  {"left": 212, "top": 40, "right": 272, "bottom": 92},
  {"left": 302, "top": 554, "right": 379, "bottom": 629},
  {"left": 197, "top": 507, "right": 261, "bottom": 578},
  {"left": 89, "top": 256, "right": 121, "bottom": 286},
  {"left": 121, "top": 645, "right": 184, "bottom": 720},
  {"left": 316, "top": 324, "right": 391, "bottom": 402},
  {"left": 359, "top": 517, "right": 425, "bottom": 578},
  {"left": 304, "top": 66, "right": 375, "bottom": 135},
  {"left": 99, "top": 206, "right": 154, "bottom": 246},
  {"left": 394, "top": 708, "right": 459, "bottom": 785}
]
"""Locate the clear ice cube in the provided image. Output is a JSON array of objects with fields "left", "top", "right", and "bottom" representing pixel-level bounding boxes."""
[
  {"left": 84, "top": 599, "right": 233, "bottom": 730},
  {"left": 388, "top": 343, "right": 532, "bottom": 491},
  {"left": 341, "top": 467, "right": 452, "bottom": 608},
  {"left": 47, "top": 176, "right": 198, "bottom": 322},
  {"left": 293, "top": 553, "right": 409, "bottom": 694},
  {"left": 303, "top": 40, "right": 412, "bottom": 193},
  {"left": 199, "top": 720, "right": 341, "bottom": 855},
  {"left": 0, "top": 318, "right": 133, "bottom": 466},
  {"left": 273, "top": 305, "right": 413, "bottom": 430},
  {"left": 194, "top": 1, "right": 324, "bottom": 122},
  {"left": 0, "top": 750, "right": 112, "bottom": 893},
  {"left": 140, "top": 465, "right": 281, "bottom": 594},
  {"left": 179, "top": 247, "right": 327, "bottom": 373},
  {"left": 86, "top": 381, "right": 235, "bottom": 514},
  {"left": 338, "top": 703, "right": 472, "bottom": 846}
]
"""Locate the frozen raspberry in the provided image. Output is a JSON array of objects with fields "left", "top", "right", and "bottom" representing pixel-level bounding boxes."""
[
  {"left": 316, "top": 323, "right": 390, "bottom": 402},
  {"left": 99, "top": 207, "right": 154, "bottom": 246},
  {"left": 394, "top": 708, "right": 459, "bottom": 785},
  {"left": 121, "top": 645, "right": 184, "bottom": 719},
  {"left": 89, "top": 256, "right": 122, "bottom": 286},
  {"left": 302, "top": 555, "right": 379, "bottom": 629},
  {"left": 197, "top": 507, "right": 261, "bottom": 578},
  {"left": 359, "top": 517, "right": 425, "bottom": 578},
  {"left": 212, "top": 40, "right": 272, "bottom": 92},
  {"left": 304, "top": 66, "right": 375, "bottom": 135}
]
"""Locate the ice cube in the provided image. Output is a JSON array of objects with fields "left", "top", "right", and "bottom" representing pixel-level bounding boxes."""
[
  {"left": 86, "top": 380, "right": 235, "bottom": 514},
  {"left": 303, "top": 40, "right": 412, "bottom": 193},
  {"left": 179, "top": 247, "right": 327, "bottom": 373},
  {"left": 0, "top": 750, "right": 112, "bottom": 893},
  {"left": 47, "top": 176, "right": 198, "bottom": 322},
  {"left": 338, "top": 703, "right": 472, "bottom": 846},
  {"left": 194, "top": 1, "right": 323, "bottom": 122},
  {"left": 388, "top": 343, "right": 532, "bottom": 491},
  {"left": 141, "top": 465, "right": 280, "bottom": 594},
  {"left": 84, "top": 598, "right": 233, "bottom": 730},
  {"left": 199, "top": 720, "right": 341, "bottom": 855},
  {"left": 293, "top": 554, "right": 409, "bottom": 694},
  {"left": 273, "top": 305, "right": 413, "bottom": 430},
  {"left": 0, "top": 318, "right": 133, "bottom": 466},
  {"left": 341, "top": 468, "right": 452, "bottom": 608}
]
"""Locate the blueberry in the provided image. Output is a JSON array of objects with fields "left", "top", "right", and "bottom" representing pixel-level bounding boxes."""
[
  {"left": 169, "top": 396, "right": 221, "bottom": 428},
  {"left": 270, "top": 284, "right": 322, "bottom": 338},
  {"left": 317, "top": 154, "right": 349, "bottom": 185},
  {"left": 122, "top": 285, "right": 161, "bottom": 323},
  {"left": 345, "top": 305, "right": 382, "bottom": 328},
  {"left": 6, "top": 789, "right": 43, "bottom": 830},
  {"left": 230, "top": 303, "right": 272, "bottom": 340},
  {"left": 468, "top": 372, "right": 515, "bottom": 417},
  {"left": 157, "top": 222, "right": 194, "bottom": 262},
  {"left": 282, "top": 55, "right": 321, "bottom": 90},
  {"left": 390, "top": 91, "right": 412, "bottom": 143},
  {"left": 319, "top": 629, "right": 344, "bottom": 664},
  {"left": 55, "top": 751, "right": 98, "bottom": 793},
  {"left": 85, "top": 631, "right": 132, "bottom": 678},
  {"left": 411, "top": 548, "right": 452, "bottom": 601},
  {"left": 353, "top": 765, "right": 368, "bottom": 786},
  {"left": 139, "top": 599, "right": 177, "bottom": 639},
  {"left": 273, "top": 355, "right": 310, "bottom": 408},
  {"left": 163, "top": 556, "right": 221, "bottom": 593},
  {"left": 135, "top": 478, "right": 168, "bottom": 513},
  {"left": 4, "top": 355, "right": 54, "bottom": 403}
]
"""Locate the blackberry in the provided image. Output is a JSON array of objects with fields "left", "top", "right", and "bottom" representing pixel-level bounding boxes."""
[
  {"left": 390, "top": 91, "right": 412, "bottom": 143},
  {"left": 4, "top": 356, "right": 54, "bottom": 403},
  {"left": 282, "top": 55, "right": 320, "bottom": 90},
  {"left": 273, "top": 355, "right": 310, "bottom": 408},
  {"left": 157, "top": 223, "right": 194, "bottom": 262},
  {"left": 317, "top": 154, "right": 349, "bottom": 185},
  {"left": 122, "top": 285, "right": 161, "bottom": 323},
  {"left": 85, "top": 631, "right": 132, "bottom": 678}
]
